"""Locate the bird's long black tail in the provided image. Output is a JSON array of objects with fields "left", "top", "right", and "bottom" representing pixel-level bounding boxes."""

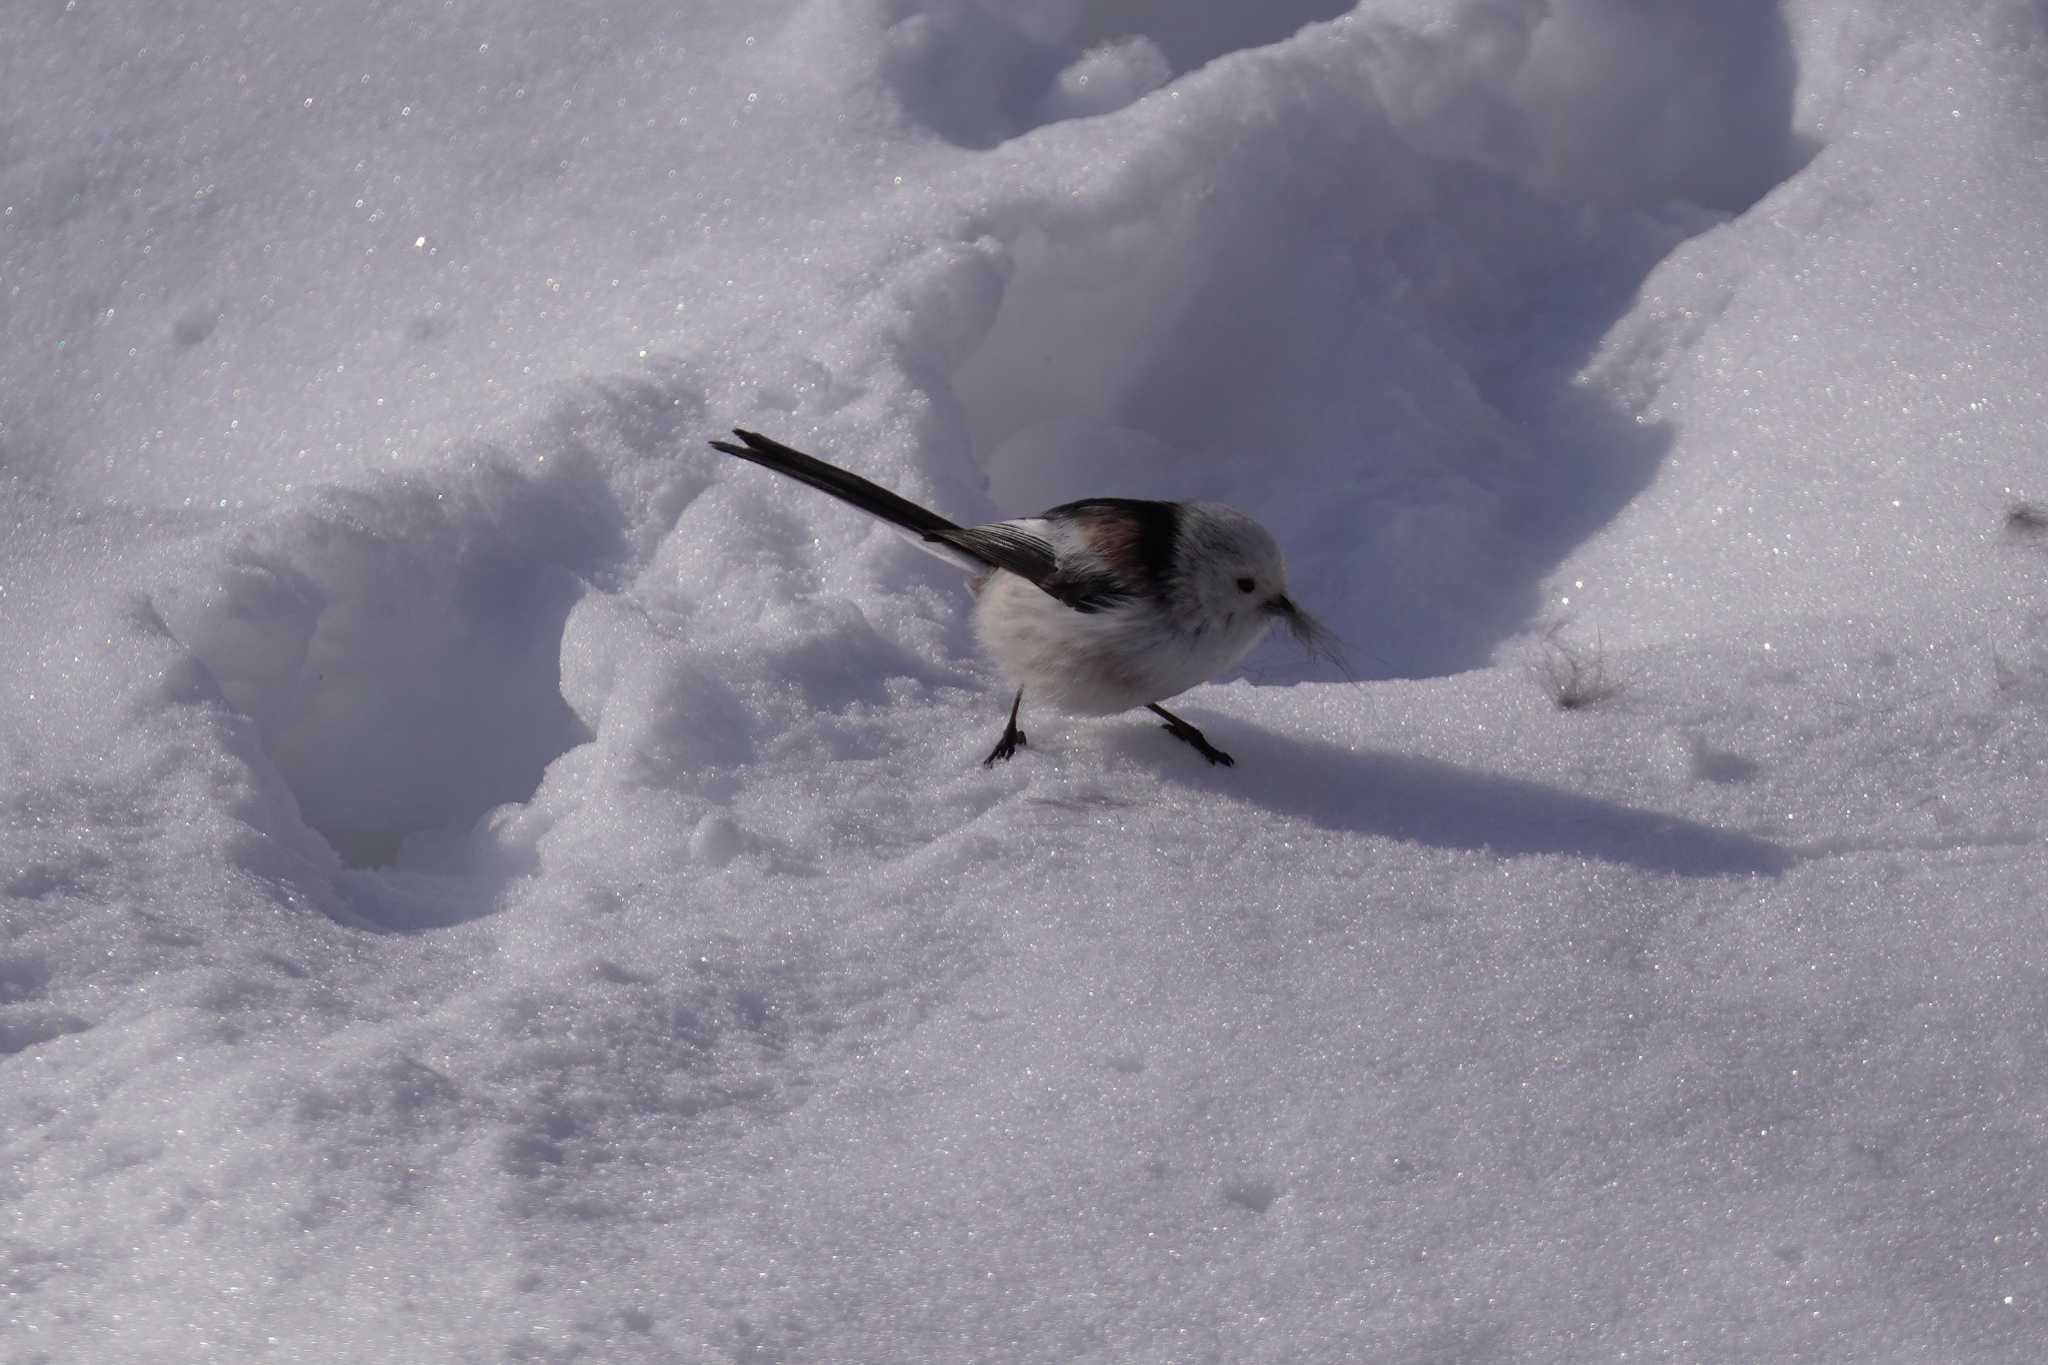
[{"left": 708, "top": 429, "right": 963, "bottom": 539}]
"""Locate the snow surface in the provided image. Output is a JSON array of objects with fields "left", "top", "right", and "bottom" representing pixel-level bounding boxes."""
[{"left": 6, "top": 0, "right": 2048, "bottom": 1359}]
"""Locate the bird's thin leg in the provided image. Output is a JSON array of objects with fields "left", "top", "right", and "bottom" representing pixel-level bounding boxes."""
[
  {"left": 983, "top": 688, "right": 1028, "bottom": 766},
  {"left": 1148, "top": 703, "right": 1235, "bottom": 767}
]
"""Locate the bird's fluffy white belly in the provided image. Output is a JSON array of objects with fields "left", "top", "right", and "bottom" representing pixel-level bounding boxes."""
[{"left": 972, "top": 573, "right": 1266, "bottom": 715}]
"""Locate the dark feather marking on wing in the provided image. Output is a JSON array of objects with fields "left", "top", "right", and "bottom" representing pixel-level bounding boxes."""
[
  {"left": 1041, "top": 498, "right": 1181, "bottom": 592},
  {"left": 1047, "top": 497, "right": 1181, "bottom": 613},
  {"left": 926, "top": 523, "right": 1057, "bottom": 586},
  {"left": 1038, "top": 564, "right": 1132, "bottom": 614},
  {"left": 929, "top": 522, "right": 1131, "bottom": 614}
]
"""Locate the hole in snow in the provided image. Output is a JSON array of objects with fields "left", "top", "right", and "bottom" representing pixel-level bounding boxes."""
[
  {"left": 160, "top": 455, "right": 624, "bottom": 872},
  {"left": 932, "top": 3, "right": 1813, "bottom": 679},
  {"left": 1221, "top": 1178, "right": 1282, "bottom": 1214}
]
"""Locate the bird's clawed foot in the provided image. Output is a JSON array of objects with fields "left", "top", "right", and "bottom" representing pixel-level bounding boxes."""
[
  {"left": 983, "top": 727, "right": 1027, "bottom": 766},
  {"left": 983, "top": 694, "right": 1235, "bottom": 768},
  {"left": 1148, "top": 703, "right": 1235, "bottom": 766},
  {"left": 983, "top": 688, "right": 1028, "bottom": 767}
]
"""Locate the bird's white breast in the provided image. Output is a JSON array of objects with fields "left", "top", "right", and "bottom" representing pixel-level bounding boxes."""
[{"left": 972, "top": 572, "right": 1270, "bottom": 715}]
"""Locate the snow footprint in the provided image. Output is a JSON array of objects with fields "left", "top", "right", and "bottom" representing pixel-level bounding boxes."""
[{"left": 157, "top": 449, "right": 628, "bottom": 871}]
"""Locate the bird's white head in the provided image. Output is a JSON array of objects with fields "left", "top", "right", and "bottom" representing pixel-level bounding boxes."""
[{"left": 1170, "top": 501, "right": 1340, "bottom": 668}]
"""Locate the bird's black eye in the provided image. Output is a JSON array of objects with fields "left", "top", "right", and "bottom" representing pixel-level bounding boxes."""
[{"left": 1235, "top": 577, "right": 1256, "bottom": 593}]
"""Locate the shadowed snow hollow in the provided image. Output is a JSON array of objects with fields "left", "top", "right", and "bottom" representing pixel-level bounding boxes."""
[
  {"left": 916, "top": 2, "right": 1808, "bottom": 676},
  {"left": 156, "top": 461, "right": 607, "bottom": 868}
]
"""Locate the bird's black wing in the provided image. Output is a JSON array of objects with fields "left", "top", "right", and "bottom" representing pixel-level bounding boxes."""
[
  {"left": 925, "top": 523, "right": 1057, "bottom": 585},
  {"left": 1037, "top": 498, "right": 1180, "bottom": 593},
  {"left": 1035, "top": 567, "right": 1132, "bottom": 613},
  {"left": 930, "top": 521, "right": 1132, "bottom": 614}
]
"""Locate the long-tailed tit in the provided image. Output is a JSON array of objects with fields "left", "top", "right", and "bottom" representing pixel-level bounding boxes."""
[{"left": 708, "top": 429, "right": 1338, "bottom": 767}]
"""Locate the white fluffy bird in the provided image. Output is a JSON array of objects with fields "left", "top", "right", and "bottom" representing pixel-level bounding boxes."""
[{"left": 709, "top": 429, "right": 1337, "bottom": 766}]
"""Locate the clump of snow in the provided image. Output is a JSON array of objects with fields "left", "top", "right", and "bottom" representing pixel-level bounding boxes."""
[
  {"left": 1033, "top": 37, "right": 1173, "bottom": 124},
  {"left": 7, "top": 0, "right": 2048, "bottom": 1361}
]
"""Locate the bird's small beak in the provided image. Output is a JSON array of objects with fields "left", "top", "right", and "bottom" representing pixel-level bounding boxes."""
[{"left": 1264, "top": 592, "right": 1350, "bottom": 675}]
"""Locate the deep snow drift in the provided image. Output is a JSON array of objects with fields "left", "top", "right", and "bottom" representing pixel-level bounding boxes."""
[{"left": 6, "top": 1, "right": 2048, "bottom": 1360}]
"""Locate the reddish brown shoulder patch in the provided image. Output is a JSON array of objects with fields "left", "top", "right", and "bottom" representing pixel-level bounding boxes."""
[{"left": 1077, "top": 509, "right": 1143, "bottom": 576}]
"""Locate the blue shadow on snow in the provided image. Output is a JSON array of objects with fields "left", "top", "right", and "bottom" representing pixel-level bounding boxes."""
[{"left": 1141, "top": 722, "right": 1793, "bottom": 879}]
